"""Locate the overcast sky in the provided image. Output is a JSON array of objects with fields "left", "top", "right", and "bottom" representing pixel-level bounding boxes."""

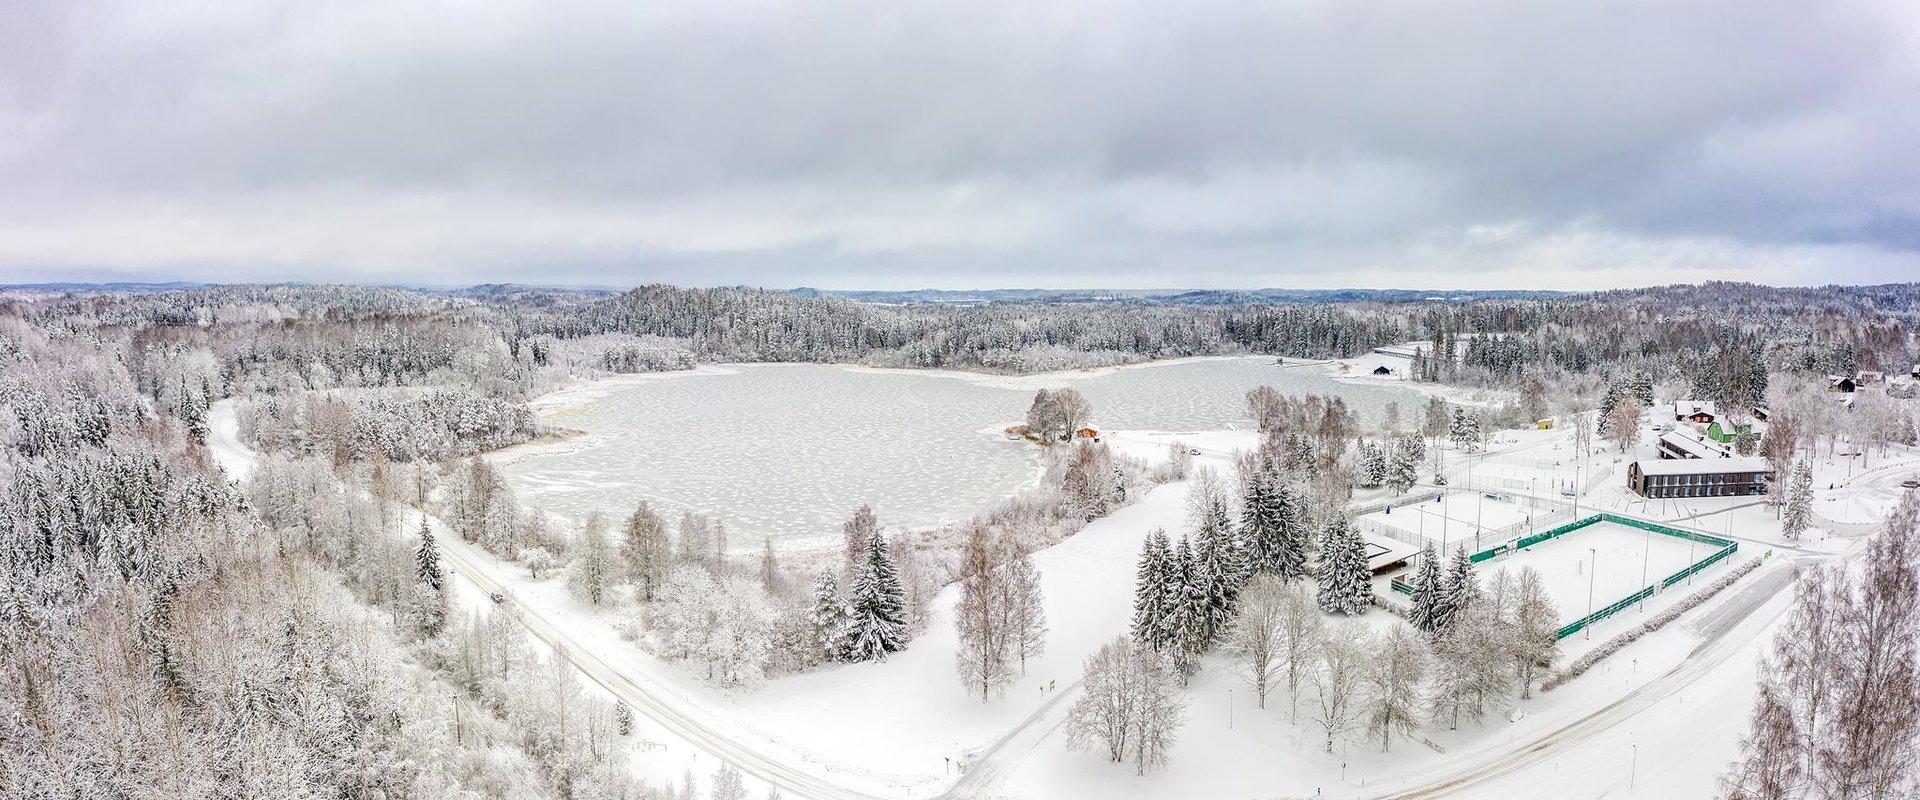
[{"left": 2, "top": 0, "right": 1917, "bottom": 290}]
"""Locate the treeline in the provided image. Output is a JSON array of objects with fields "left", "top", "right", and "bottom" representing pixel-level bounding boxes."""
[{"left": 243, "top": 388, "right": 540, "bottom": 464}]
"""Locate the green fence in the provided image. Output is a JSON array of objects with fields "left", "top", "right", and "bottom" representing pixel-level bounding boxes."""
[{"left": 1387, "top": 513, "right": 1738, "bottom": 640}]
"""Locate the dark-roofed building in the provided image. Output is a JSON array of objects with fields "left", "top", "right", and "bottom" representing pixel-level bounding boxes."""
[{"left": 1628, "top": 457, "right": 1772, "bottom": 498}]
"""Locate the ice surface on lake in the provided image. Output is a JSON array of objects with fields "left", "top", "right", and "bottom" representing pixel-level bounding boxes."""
[{"left": 498, "top": 358, "right": 1422, "bottom": 545}]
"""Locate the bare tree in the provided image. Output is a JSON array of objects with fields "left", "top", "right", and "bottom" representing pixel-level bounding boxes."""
[
  {"left": 954, "top": 526, "right": 1011, "bottom": 701},
  {"left": 1605, "top": 399, "right": 1643, "bottom": 453},
  {"left": 841, "top": 504, "right": 879, "bottom": 574},
  {"left": 1064, "top": 636, "right": 1187, "bottom": 774},
  {"left": 1277, "top": 581, "right": 1324, "bottom": 721},
  {"left": 1001, "top": 532, "right": 1047, "bottom": 674},
  {"left": 1508, "top": 567, "right": 1558, "bottom": 698},
  {"left": 1311, "top": 624, "right": 1368, "bottom": 752},
  {"left": 1227, "top": 574, "right": 1287, "bottom": 709},
  {"left": 621, "top": 500, "right": 671, "bottom": 601},
  {"left": 1362, "top": 626, "right": 1430, "bottom": 752}
]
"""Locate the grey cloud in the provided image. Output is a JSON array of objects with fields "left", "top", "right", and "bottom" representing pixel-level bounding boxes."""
[{"left": 1, "top": 0, "right": 1916, "bottom": 287}]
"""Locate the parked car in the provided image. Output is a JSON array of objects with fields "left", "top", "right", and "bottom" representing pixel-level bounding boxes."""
[
  {"left": 1902, "top": 479, "right": 1920, "bottom": 489},
  {"left": 1186, "top": 447, "right": 1202, "bottom": 456},
  {"left": 488, "top": 592, "right": 506, "bottom": 605}
]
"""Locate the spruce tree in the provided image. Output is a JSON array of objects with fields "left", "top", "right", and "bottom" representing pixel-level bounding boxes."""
[
  {"left": 1449, "top": 407, "right": 1476, "bottom": 452},
  {"left": 1131, "top": 529, "right": 1172, "bottom": 648},
  {"left": 1387, "top": 437, "right": 1420, "bottom": 495},
  {"left": 810, "top": 571, "right": 849, "bottom": 661},
  {"left": 1433, "top": 546, "right": 1477, "bottom": 635},
  {"left": 1360, "top": 443, "right": 1387, "bottom": 488},
  {"left": 415, "top": 518, "right": 442, "bottom": 591},
  {"left": 842, "top": 531, "right": 909, "bottom": 660},
  {"left": 1408, "top": 544, "right": 1443, "bottom": 635},
  {"left": 1167, "top": 537, "right": 1208, "bottom": 680},
  {"left": 1316, "top": 516, "right": 1371, "bottom": 615},
  {"left": 1783, "top": 458, "right": 1813, "bottom": 538}
]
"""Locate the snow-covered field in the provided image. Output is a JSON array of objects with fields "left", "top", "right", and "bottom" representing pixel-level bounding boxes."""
[
  {"left": 1359, "top": 490, "right": 1548, "bottom": 552},
  {"left": 1474, "top": 520, "right": 1713, "bottom": 620},
  {"left": 497, "top": 358, "right": 1423, "bottom": 544}
]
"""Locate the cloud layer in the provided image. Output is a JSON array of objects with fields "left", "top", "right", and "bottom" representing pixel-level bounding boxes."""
[{"left": 3, "top": 0, "right": 1917, "bottom": 288}]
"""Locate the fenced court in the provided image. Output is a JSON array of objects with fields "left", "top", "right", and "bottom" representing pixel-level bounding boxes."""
[
  {"left": 1357, "top": 489, "right": 1573, "bottom": 553},
  {"left": 1390, "top": 513, "right": 1738, "bottom": 639}
]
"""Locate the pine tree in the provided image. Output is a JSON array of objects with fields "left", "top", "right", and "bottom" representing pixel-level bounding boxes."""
[
  {"left": 1130, "top": 529, "right": 1172, "bottom": 648},
  {"left": 842, "top": 530, "right": 909, "bottom": 661},
  {"left": 1408, "top": 544, "right": 1443, "bottom": 635},
  {"left": 415, "top": 518, "right": 442, "bottom": 591},
  {"left": 1316, "top": 515, "right": 1372, "bottom": 615}
]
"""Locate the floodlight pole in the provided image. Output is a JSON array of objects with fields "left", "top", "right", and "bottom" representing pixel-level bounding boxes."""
[
  {"left": 1638, "top": 522, "right": 1651, "bottom": 611},
  {"left": 1586, "top": 546, "right": 1598, "bottom": 640}
]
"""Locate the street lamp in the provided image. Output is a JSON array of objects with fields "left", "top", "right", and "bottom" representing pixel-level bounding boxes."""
[{"left": 1586, "top": 546, "right": 1598, "bottom": 640}]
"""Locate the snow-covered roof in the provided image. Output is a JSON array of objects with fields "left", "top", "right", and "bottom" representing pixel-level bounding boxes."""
[
  {"left": 1658, "top": 430, "right": 1727, "bottom": 459},
  {"left": 1361, "top": 532, "right": 1422, "bottom": 572},
  {"left": 1634, "top": 457, "right": 1772, "bottom": 476},
  {"left": 1672, "top": 400, "right": 1716, "bottom": 418}
]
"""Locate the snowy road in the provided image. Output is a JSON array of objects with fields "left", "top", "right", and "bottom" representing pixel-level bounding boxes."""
[{"left": 430, "top": 534, "right": 896, "bottom": 800}]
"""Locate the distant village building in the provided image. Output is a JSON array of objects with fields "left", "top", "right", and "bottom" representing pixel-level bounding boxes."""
[
  {"left": 1628, "top": 457, "right": 1772, "bottom": 498},
  {"left": 1372, "top": 365, "right": 1393, "bottom": 376},
  {"left": 1751, "top": 406, "right": 1770, "bottom": 422},
  {"left": 1911, "top": 363, "right": 1919, "bottom": 379},
  {"left": 1074, "top": 427, "right": 1100, "bottom": 440},
  {"left": 1856, "top": 370, "right": 1884, "bottom": 385},
  {"left": 1830, "top": 375, "right": 1857, "bottom": 393},
  {"left": 1672, "top": 401, "right": 1717, "bottom": 425}
]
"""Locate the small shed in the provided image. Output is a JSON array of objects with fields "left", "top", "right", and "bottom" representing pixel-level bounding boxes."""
[
  {"left": 1830, "top": 376, "right": 1857, "bottom": 393},
  {"left": 1074, "top": 427, "right": 1100, "bottom": 440},
  {"left": 1372, "top": 365, "right": 1393, "bottom": 376}
]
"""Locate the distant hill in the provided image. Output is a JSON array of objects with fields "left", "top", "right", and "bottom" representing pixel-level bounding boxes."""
[{"left": 790, "top": 286, "right": 1572, "bottom": 306}]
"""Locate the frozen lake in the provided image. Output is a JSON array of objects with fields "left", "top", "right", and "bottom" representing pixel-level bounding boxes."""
[{"left": 495, "top": 357, "right": 1424, "bottom": 546}]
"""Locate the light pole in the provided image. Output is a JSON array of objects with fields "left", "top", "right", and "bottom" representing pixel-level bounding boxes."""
[
  {"left": 1586, "top": 546, "right": 1598, "bottom": 640},
  {"left": 1638, "top": 521, "right": 1651, "bottom": 611},
  {"left": 1228, "top": 688, "right": 1234, "bottom": 730},
  {"left": 1630, "top": 743, "right": 1638, "bottom": 788}
]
